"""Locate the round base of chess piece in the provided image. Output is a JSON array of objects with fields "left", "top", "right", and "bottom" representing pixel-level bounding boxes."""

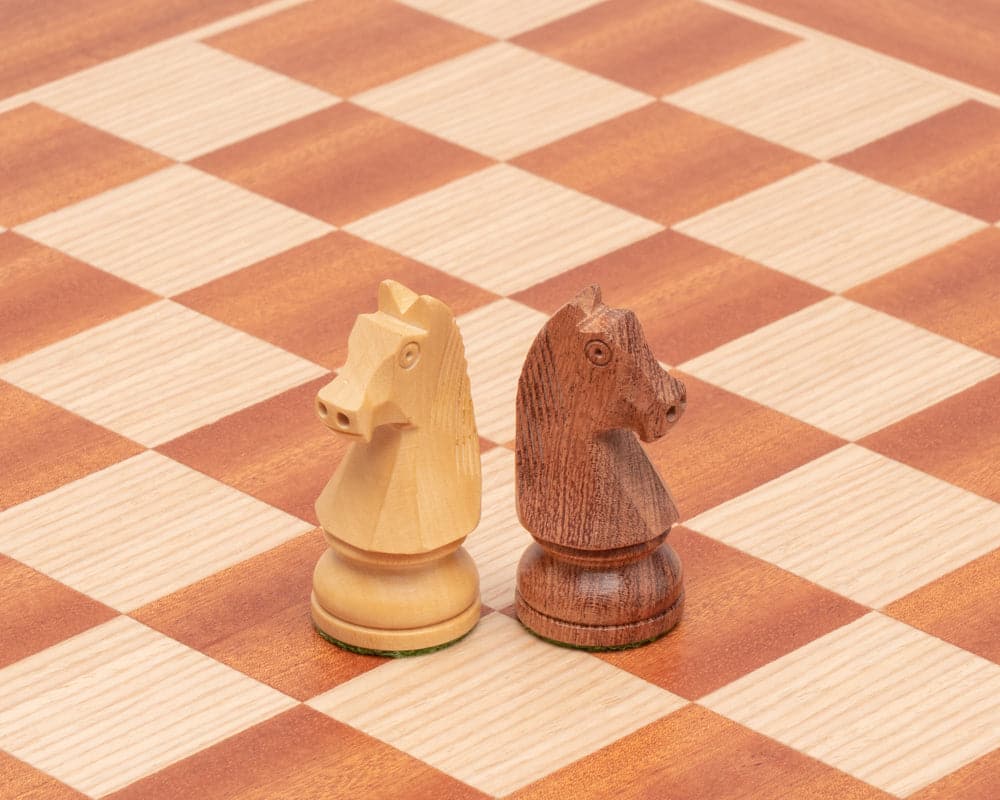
[
  {"left": 514, "top": 536, "right": 684, "bottom": 650},
  {"left": 311, "top": 535, "right": 481, "bottom": 656}
]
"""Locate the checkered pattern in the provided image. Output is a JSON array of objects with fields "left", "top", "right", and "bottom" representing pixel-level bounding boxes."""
[{"left": 2, "top": 1, "right": 998, "bottom": 798}]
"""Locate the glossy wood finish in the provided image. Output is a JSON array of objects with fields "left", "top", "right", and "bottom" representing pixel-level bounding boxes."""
[
  {"left": 514, "top": 102, "right": 812, "bottom": 225},
  {"left": 885, "top": 549, "right": 1000, "bottom": 665},
  {"left": 207, "top": 0, "right": 491, "bottom": 96},
  {"left": 191, "top": 104, "right": 492, "bottom": 226},
  {"left": 861, "top": 373, "right": 1000, "bottom": 503},
  {"left": 846, "top": 227, "right": 1000, "bottom": 357},
  {"left": 836, "top": 102, "right": 1000, "bottom": 222},
  {"left": 0, "top": 751, "right": 86, "bottom": 800},
  {"left": 0, "top": 555, "right": 117, "bottom": 669},
  {"left": 0, "top": 104, "right": 168, "bottom": 227},
  {"left": 0, "top": 382, "right": 143, "bottom": 511},
  {"left": 0, "top": 232, "right": 157, "bottom": 363},
  {"left": 175, "top": 232, "right": 496, "bottom": 370},
  {"left": 514, "top": 0, "right": 798, "bottom": 95},
  {"left": 512, "top": 229, "right": 828, "bottom": 365},
  {"left": 740, "top": 0, "right": 1000, "bottom": 94},
  {"left": 132, "top": 533, "right": 384, "bottom": 700},
  {"left": 515, "top": 286, "right": 686, "bottom": 648},
  {"left": 511, "top": 704, "right": 893, "bottom": 799},
  {"left": 599, "top": 527, "right": 867, "bottom": 698},
  {"left": 104, "top": 705, "right": 491, "bottom": 800},
  {"left": 0, "top": 0, "right": 268, "bottom": 97}
]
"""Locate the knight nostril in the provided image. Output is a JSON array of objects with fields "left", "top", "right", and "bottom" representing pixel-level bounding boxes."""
[
  {"left": 666, "top": 406, "right": 678, "bottom": 423},
  {"left": 316, "top": 400, "right": 329, "bottom": 419},
  {"left": 335, "top": 412, "right": 351, "bottom": 429}
]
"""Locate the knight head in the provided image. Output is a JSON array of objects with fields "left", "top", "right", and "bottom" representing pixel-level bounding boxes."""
[
  {"left": 543, "top": 285, "right": 686, "bottom": 442},
  {"left": 315, "top": 280, "right": 455, "bottom": 443}
]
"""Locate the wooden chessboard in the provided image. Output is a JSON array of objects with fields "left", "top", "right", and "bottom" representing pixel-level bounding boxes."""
[{"left": 2, "top": 1, "right": 999, "bottom": 798}]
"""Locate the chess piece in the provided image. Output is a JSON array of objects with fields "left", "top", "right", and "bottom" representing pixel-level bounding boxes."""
[
  {"left": 311, "top": 280, "right": 482, "bottom": 655},
  {"left": 514, "top": 286, "right": 687, "bottom": 649}
]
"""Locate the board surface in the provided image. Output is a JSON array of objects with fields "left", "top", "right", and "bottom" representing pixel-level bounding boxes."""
[{"left": 2, "top": 1, "right": 999, "bottom": 798}]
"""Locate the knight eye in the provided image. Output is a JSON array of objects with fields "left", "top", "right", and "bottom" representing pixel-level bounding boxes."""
[
  {"left": 399, "top": 342, "right": 421, "bottom": 369},
  {"left": 585, "top": 339, "right": 612, "bottom": 366}
]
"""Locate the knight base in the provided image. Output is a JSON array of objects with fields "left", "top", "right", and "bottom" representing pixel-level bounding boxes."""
[
  {"left": 311, "top": 534, "right": 481, "bottom": 655},
  {"left": 514, "top": 537, "right": 684, "bottom": 650}
]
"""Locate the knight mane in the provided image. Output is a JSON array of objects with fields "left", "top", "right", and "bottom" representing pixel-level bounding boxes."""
[{"left": 429, "top": 315, "right": 480, "bottom": 482}]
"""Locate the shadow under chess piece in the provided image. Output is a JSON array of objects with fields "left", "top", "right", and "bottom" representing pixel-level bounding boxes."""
[
  {"left": 311, "top": 280, "right": 482, "bottom": 656},
  {"left": 515, "top": 285, "right": 687, "bottom": 650}
]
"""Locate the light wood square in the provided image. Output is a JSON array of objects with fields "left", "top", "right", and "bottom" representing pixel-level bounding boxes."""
[
  {"left": 399, "top": 0, "right": 605, "bottom": 37},
  {"left": 309, "top": 613, "right": 686, "bottom": 796},
  {"left": 465, "top": 448, "right": 531, "bottom": 609},
  {"left": 668, "top": 40, "right": 964, "bottom": 159},
  {"left": 16, "top": 165, "right": 332, "bottom": 296},
  {"left": 457, "top": 298, "right": 548, "bottom": 443},
  {"left": 687, "top": 444, "right": 1000, "bottom": 607},
  {"left": 0, "top": 450, "right": 312, "bottom": 611},
  {"left": 0, "top": 300, "right": 326, "bottom": 446},
  {"left": 353, "top": 42, "right": 651, "bottom": 159},
  {"left": 702, "top": 613, "right": 1000, "bottom": 796},
  {"left": 674, "top": 163, "right": 985, "bottom": 292},
  {"left": 347, "top": 165, "right": 662, "bottom": 295},
  {"left": 31, "top": 40, "right": 337, "bottom": 160},
  {"left": 680, "top": 296, "right": 999, "bottom": 440},
  {"left": 0, "top": 616, "right": 296, "bottom": 797}
]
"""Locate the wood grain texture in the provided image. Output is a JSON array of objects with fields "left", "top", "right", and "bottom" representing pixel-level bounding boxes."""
[
  {"left": 0, "top": 104, "right": 168, "bottom": 227},
  {"left": 599, "top": 527, "right": 867, "bottom": 699},
  {"left": 675, "top": 163, "right": 984, "bottom": 292},
  {"left": 158, "top": 376, "right": 338, "bottom": 524},
  {"left": 846, "top": 227, "right": 1000, "bottom": 357},
  {"left": 0, "top": 555, "right": 117, "bottom": 669},
  {"left": 0, "top": 0, "right": 270, "bottom": 97},
  {"left": 0, "top": 300, "right": 326, "bottom": 447},
  {"left": 0, "top": 450, "right": 311, "bottom": 611},
  {"left": 909, "top": 748, "right": 1000, "bottom": 800},
  {"left": 103, "top": 705, "right": 490, "bottom": 800},
  {"left": 514, "top": 287, "right": 686, "bottom": 647},
  {"left": 688, "top": 444, "right": 1000, "bottom": 607},
  {"left": 0, "top": 382, "right": 142, "bottom": 511},
  {"left": 514, "top": 0, "right": 798, "bottom": 95},
  {"left": 309, "top": 612, "right": 686, "bottom": 796},
  {"left": 861, "top": 373, "right": 1000, "bottom": 503},
  {"left": 353, "top": 42, "right": 651, "bottom": 160},
  {"left": 512, "top": 230, "right": 828, "bottom": 364},
  {"left": 401, "top": 0, "right": 605, "bottom": 38},
  {"left": 702, "top": 613, "right": 1000, "bottom": 796},
  {"left": 836, "top": 102, "right": 1000, "bottom": 222},
  {"left": 346, "top": 164, "right": 662, "bottom": 296},
  {"left": 207, "top": 0, "right": 492, "bottom": 96},
  {"left": 31, "top": 40, "right": 335, "bottom": 161},
  {"left": 645, "top": 372, "right": 843, "bottom": 518},
  {"left": 132, "top": 533, "right": 385, "bottom": 700},
  {"left": 738, "top": 0, "right": 1000, "bottom": 95},
  {"left": 885, "top": 549, "right": 1000, "bottom": 666},
  {"left": 0, "top": 751, "right": 85, "bottom": 800},
  {"left": 0, "top": 616, "right": 296, "bottom": 798},
  {"left": 192, "top": 103, "right": 492, "bottom": 225},
  {"left": 511, "top": 704, "right": 893, "bottom": 800},
  {"left": 312, "top": 281, "right": 481, "bottom": 652},
  {"left": 175, "top": 232, "right": 496, "bottom": 371},
  {"left": 0, "top": 233, "right": 156, "bottom": 363},
  {"left": 668, "top": 39, "right": 963, "bottom": 159},
  {"left": 16, "top": 165, "right": 332, "bottom": 297},
  {"left": 681, "top": 296, "right": 1000, "bottom": 440},
  {"left": 514, "top": 101, "right": 812, "bottom": 225}
]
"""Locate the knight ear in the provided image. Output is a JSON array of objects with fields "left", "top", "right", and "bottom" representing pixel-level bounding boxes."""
[
  {"left": 571, "top": 285, "right": 603, "bottom": 315},
  {"left": 378, "top": 280, "right": 420, "bottom": 318}
]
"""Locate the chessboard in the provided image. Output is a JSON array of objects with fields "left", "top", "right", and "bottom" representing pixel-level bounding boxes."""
[{"left": 2, "top": 1, "right": 999, "bottom": 798}]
